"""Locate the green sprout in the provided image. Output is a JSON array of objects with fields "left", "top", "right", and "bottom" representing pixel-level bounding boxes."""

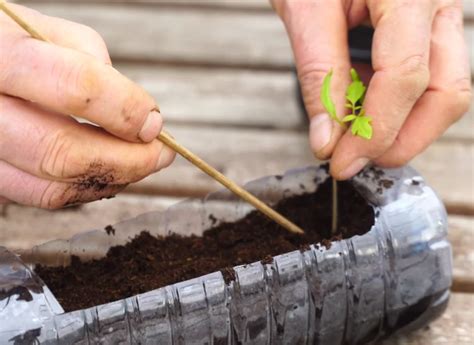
[
  {"left": 320, "top": 68, "right": 373, "bottom": 140},
  {"left": 321, "top": 68, "right": 372, "bottom": 234}
]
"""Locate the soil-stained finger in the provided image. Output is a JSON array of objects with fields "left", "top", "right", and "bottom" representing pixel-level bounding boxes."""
[{"left": 0, "top": 160, "right": 126, "bottom": 209}]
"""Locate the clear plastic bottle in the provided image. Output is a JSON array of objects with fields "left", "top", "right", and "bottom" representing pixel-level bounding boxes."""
[{"left": 0, "top": 165, "right": 452, "bottom": 344}]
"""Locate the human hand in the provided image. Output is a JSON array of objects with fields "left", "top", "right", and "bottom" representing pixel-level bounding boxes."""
[
  {"left": 0, "top": 4, "right": 175, "bottom": 208},
  {"left": 272, "top": 0, "right": 471, "bottom": 179}
]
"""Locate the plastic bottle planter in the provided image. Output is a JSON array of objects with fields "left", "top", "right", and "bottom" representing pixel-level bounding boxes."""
[{"left": 0, "top": 165, "right": 452, "bottom": 344}]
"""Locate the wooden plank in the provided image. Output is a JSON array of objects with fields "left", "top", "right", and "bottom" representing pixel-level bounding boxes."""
[
  {"left": 18, "top": 3, "right": 292, "bottom": 69},
  {"left": 11, "top": 0, "right": 474, "bottom": 18},
  {"left": 382, "top": 292, "right": 474, "bottom": 345},
  {"left": 120, "top": 62, "right": 472, "bottom": 135},
  {"left": 412, "top": 140, "right": 474, "bottom": 210},
  {"left": 139, "top": 0, "right": 271, "bottom": 9},
  {"left": 117, "top": 64, "right": 303, "bottom": 129},
  {"left": 119, "top": 63, "right": 473, "bottom": 136},
  {"left": 13, "top": 0, "right": 272, "bottom": 11},
  {"left": 449, "top": 215, "right": 474, "bottom": 292},
  {"left": 464, "top": 0, "right": 474, "bottom": 20},
  {"left": 13, "top": 3, "right": 474, "bottom": 75},
  {"left": 0, "top": 195, "right": 181, "bottom": 250}
]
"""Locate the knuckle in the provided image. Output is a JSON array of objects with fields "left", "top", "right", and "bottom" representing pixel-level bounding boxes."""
[
  {"left": 79, "top": 25, "right": 111, "bottom": 63},
  {"left": 298, "top": 63, "right": 333, "bottom": 88},
  {"left": 55, "top": 59, "right": 100, "bottom": 113},
  {"left": 396, "top": 54, "right": 430, "bottom": 97},
  {"left": 297, "top": 63, "right": 333, "bottom": 115},
  {"left": 452, "top": 92, "right": 472, "bottom": 121},
  {"left": 451, "top": 80, "right": 472, "bottom": 117},
  {"left": 271, "top": 0, "right": 307, "bottom": 19},
  {"left": 437, "top": 4, "right": 463, "bottom": 26},
  {"left": 376, "top": 153, "right": 409, "bottom": 169},
  {"left": 371, "top": 122, "right": 398, "bottom": 155},
  {"left": 37, "top": 182, "right": 70, "bottom": 209},
  {"left": 39, "top": 130, "right": 75, "bottom": 179},
  {"left": 386, "top": 148, "right": 412, "bottom": 167},
  {"left": 79, "top": 24, "right": 103, "bottom": 44},
  {"left": 439, "top": 79, "right": 472, "bottom": 123}
]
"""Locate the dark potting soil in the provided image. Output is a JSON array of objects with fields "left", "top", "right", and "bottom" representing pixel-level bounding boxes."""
[{"left": 35, "top": 179, "right": 374, "bottom": 312}]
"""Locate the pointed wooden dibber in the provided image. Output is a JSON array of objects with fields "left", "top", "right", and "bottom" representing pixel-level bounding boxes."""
[{"left": 0, "top": 1, "right": 304, "bottom": 235}]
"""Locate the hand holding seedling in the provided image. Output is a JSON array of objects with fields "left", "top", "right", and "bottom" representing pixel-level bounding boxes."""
[
  {"left": 0, "top": 3, "right": 175, "bottom": 208},
  {"left": 273, "top": 0, "right": 471, "bottom": 179}
]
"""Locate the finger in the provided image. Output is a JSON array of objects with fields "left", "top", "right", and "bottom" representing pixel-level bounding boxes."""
[
  {"left": 0, "top": 95, "right": 176, "bottom": 184},
  {"left": 274, "top": 0, "right": 353, "bottom": 159},
  {"left": 0, "top": 160, "right": 125, "bottom": 209},
  {"left": 375, "top": 3, "right": 471, "bottom": 166},
  {"left": 330, "top": 0, "right": 438, "bottom": 179},
  {"left": 1, "top": 3, "right": 111, "bottom": 64},
  {"left": 0, "top": 31, "right": 160, "bottom": 143}
]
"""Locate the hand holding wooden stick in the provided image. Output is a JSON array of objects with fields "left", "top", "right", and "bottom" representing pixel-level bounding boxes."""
[{"left": 0, "top": 1, "right": 304, "bottom": 235}]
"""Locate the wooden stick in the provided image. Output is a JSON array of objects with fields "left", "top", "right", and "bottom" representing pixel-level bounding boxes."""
[
  {"left": 0, "top": 1, "right": 50, "bottom": 42},
  {"left": 0, "top": 1, "right": 304, "bottom": 235},
  {"left": 158, "top": 131, "right": 304, "bottom": 234}
]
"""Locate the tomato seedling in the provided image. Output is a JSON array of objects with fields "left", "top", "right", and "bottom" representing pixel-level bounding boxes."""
[
  {"left": 320, "top": 68, "right": 373, "bottom": 234},
  {"left": 321, "top": 68, "right": 373, "bottom": 139}
]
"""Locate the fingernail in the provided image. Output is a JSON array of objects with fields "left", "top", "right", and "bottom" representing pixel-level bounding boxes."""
[
  {"left": 310, "top": 113, "right": 333, "bottom": 154},
  {"left": 139, "top": 110, "right": 162, "bottom": 142},
  {"left": 155, "top": 145, "right": 176, "bottom": 171},
  {"left": 337, "top": 157, "right": 370, "bottom": 180}
]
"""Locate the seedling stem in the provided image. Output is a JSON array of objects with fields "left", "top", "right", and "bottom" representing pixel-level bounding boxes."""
[{"left": 321, "top": 68, "right": 374, "bottom": 236}]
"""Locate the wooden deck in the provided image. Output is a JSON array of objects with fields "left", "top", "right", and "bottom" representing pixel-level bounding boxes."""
[{"left": 2, "top": 1, "right": 473, "bottom": 343}]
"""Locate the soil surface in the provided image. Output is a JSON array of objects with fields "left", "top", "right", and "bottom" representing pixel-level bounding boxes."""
[{"left": 35, "top": 179, "right": 374, "bottom": 312}]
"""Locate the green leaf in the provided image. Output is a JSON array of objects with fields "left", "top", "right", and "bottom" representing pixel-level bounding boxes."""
[
  {"left": 351, "top": 118, "right": 360, "bottom": 136},
  {"left": 350, "top": 68, "right": 368, "bottom": 103},
  {"left": 351, "top": 116, "right": 373, "bottom": 139},
  {"left": 320, "top": 70, "right": 337, "bottom": 121},
  {"left": 342, "top": 114, "right": 357, "bottom": 122},
  {"left": 346, "top": 81, "right": 366, "bottom": 105},
  {"left": 350, "top": 68, "right": 361, "bottom": 82}
]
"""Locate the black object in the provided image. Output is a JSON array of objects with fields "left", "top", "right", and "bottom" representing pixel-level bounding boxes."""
[{"left": 348, "top": 25, "right": 374, "bottom": 65}]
